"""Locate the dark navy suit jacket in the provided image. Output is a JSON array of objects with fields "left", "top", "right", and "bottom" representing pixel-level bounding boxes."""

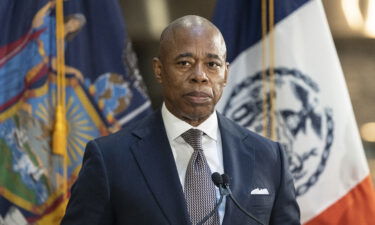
[{"left": 61, "top": 110, "right": 300, "bottom": 225}]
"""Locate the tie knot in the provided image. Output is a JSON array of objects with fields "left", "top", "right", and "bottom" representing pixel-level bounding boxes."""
[{"left": 181, "top": 129, "right": 203, "bottom": 151}]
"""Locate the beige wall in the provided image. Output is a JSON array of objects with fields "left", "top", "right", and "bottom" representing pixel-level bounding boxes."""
[{"left": 334, "top": 38, "right": 375, "bottom": 184}]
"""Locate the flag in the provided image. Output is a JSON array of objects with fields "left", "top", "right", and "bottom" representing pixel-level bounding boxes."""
[
  {"left": 213, "top": 0, "right": 375, "bottom": 224},
  {"left": 0, "top": 0, "right": 151, "bottom": 224}
]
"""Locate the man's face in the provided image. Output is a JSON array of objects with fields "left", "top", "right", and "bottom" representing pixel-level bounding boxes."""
[{"left": 153, "top": 26, "right": 228, "bottom": 126}]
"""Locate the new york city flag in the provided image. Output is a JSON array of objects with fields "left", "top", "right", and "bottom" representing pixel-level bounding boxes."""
[
  {"left": 213, "top": 0, "right": 375, "bottom": 224},
  {"left": 0, "top": 0, "right": 151, "bottom": 224}
]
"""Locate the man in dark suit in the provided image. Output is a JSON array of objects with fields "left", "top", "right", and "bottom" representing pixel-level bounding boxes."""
[{"left": 61, "top": 15, "right": 300, "bottom": 225}]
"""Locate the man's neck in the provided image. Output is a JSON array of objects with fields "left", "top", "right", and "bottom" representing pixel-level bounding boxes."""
[{"left": 164, "top": 103, "right": 213, "bottom": 127}]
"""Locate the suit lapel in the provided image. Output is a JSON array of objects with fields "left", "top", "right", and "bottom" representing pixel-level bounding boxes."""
[
  {"left": 130, "top": 111, "right": 190, "bottom": 225},
  {"left": 218, "top": 114, "right": 255, "bottom": 225}
]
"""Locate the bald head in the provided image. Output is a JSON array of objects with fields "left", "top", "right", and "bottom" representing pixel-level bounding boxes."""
[{"left": 158, "top": 15, "right": 227, "bottom": 60}]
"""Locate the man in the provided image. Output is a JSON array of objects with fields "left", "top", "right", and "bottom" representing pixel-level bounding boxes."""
[{"left": 61, "top": 15, "right": 300, "bottom": 225}]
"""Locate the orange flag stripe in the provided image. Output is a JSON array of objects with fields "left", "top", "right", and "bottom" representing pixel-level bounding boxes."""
[{"left": 304, "top": 176, "right": 375, "bottom": 225}]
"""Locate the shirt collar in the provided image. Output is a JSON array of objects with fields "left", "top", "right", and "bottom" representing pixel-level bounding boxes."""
[{"left": 161, "top": 103, "right": 218, "bottom": 141}]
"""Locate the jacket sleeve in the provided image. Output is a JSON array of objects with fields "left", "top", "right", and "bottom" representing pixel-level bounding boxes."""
[
  {"left": 269, "top": 143, "right": 301, "bottom": 225},
  {"left": 60, "top": 140, "right": 114, "bottom": 225}
]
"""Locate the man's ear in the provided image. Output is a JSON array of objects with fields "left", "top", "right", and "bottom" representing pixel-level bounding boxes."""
[{"left": 152, "top": 57, "right": 163, "bottom": 83}]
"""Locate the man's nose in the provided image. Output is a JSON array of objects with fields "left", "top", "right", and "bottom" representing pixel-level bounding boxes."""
[{"left": 190, "top": 63, "right": 208, "bottom": 83}]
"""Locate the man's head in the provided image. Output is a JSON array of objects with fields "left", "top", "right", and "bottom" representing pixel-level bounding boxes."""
[{"left": 153, "top": 15, "right": 228, "bottom": 126}]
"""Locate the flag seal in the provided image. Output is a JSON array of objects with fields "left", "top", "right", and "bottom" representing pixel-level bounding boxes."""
[{"left": 223, "top": 67, "right": 334, "bottom": 196}]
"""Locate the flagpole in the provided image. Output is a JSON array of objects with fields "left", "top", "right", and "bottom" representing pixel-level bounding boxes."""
[
  {"left": 260, "top": 0, "right": 277, "bottom": 141},
  {"left": 268, "top": 0, "right": 276, "bottom": 141},
  {"left": 261, "top": 0, "right": 268, "bottom": 138},
  {"left": 53, "top": 0, "right": 68, "bottom": 221}
]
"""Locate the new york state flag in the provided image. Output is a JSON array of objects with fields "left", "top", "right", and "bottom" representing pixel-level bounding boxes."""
[{"left": 0, "top": 0, "right": 151, "bottom": 224}]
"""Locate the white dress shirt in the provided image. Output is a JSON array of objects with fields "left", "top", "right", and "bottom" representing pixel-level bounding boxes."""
[{"left": 161, "top": 103, "right": 226, "bottom": 224}]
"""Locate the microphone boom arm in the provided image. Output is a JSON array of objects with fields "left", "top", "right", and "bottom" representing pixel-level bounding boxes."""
[{"left": 196, "top": 194, "right": 224, "bottom": 225}]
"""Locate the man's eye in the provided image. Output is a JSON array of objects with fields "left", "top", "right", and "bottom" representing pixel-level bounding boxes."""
[
  {"left": 177, "top": 61, "right": 191, "bottom": 66},
  {"left": 207, "top": 62, "right": 221, "bottom": 68}
]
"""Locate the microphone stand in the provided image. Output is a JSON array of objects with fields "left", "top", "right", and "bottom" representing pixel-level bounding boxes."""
[{"left": 196, "top": 195, "right": 224, "bottom": 225}]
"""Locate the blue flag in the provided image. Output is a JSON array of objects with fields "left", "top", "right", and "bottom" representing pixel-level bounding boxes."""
[{"left": 0, "top": 0, "right": 151, "bottom": 224}]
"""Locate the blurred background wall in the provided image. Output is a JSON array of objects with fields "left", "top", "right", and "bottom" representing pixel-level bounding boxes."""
[{"left": 119, "top": 0, "right": 375, "bottom": 183}]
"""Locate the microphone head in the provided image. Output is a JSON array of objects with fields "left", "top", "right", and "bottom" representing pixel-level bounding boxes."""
[
  {"left": 211, "top": 172, "right": 223, "bottom": 187},
  {"left": 221, "top": 174, "right": 230, "bottom": 186}
]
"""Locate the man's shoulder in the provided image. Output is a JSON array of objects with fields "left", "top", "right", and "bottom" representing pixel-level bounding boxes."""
[
  {"left": 93, "top": 110, "right": 160, "bottom": 149},
  {"left": 217, "top": 113, "right": 275, "bottom": 144},
  {"left": 217, "top": 113, "right": 280, "bottom": 161}
]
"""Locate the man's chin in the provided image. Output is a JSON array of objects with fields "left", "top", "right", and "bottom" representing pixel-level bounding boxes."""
[{"left": 181, "top": 108, "right": 214, "bottom": 123}]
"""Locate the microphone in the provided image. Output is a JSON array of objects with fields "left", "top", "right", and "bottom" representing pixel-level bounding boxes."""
[
  {"left": 196, "top": 172, "right": 228, "bottom": 225},
  {"left": 212, "top": 172, "right": 223, "bottom": 185},
  {"left": 212, "top": 173, "right": 230, "bottom": 196},
  {"left": 221, "top": 174, "right": 265, "bottom": 225}
]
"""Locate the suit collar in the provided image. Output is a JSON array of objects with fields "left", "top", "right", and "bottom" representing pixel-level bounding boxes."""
[{"left": 130, "top": 110, "right": 190, "bottom": 225}]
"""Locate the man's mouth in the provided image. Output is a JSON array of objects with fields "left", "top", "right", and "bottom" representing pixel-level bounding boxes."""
[{"left": 184, "top": 91, "right": 212, "bottom": 104}]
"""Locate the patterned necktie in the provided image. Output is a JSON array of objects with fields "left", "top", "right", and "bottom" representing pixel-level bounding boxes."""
[{"left": 181, "top": 129, "right": 219, "bottom": 225}]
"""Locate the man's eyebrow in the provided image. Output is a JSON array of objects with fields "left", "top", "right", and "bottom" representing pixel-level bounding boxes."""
[
  {"left": 207, "top": 53, "right": 221, "bottom": 60},
  {"left": 174, "top": 53, "right": 193, "bottom": 60},
  {"left": 173, "top": 53, "right": 223, "bottom": 60}
]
